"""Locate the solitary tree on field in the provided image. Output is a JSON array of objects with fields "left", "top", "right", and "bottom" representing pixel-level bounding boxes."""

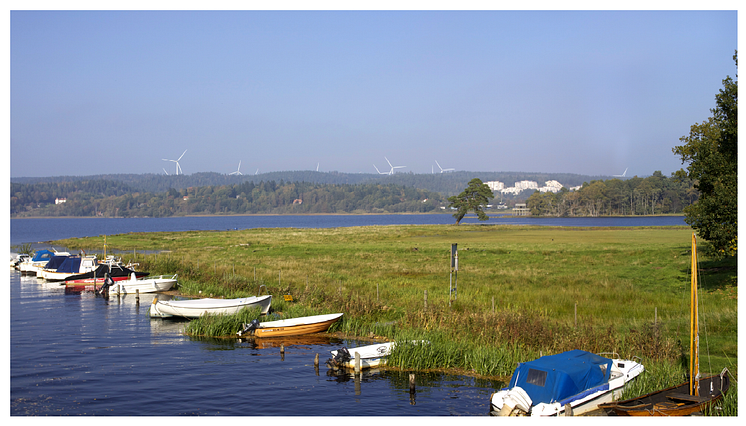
[{"left": 448, "top": 178, "right": 494, "bottom": 225}]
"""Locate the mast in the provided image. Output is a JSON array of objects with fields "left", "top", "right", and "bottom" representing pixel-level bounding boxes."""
[{"left": 690, "top": 233, "right": 700, "bottom": 396}]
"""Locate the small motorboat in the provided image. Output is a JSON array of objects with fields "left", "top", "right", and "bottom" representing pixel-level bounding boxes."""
[
  {"left": 11, "top": 253, "right": 30, "bottom": 269},
  {"left": 326, "top": 342, "right": 394, "bottom": 370},
  {"left": 64, "top": 264, "right": 150, "bottom": 292},
  {"left": 490, "top": 350, "right": 644, "bottom": 416},
  {"left": 149, "top": 294, "right": 272, "bottom": 318},
  {"left": 19, "top": 249, "right": 65, "bottom": 275},
  {"left": 237, "top": 313, "right": 342, "bottom": 338}
]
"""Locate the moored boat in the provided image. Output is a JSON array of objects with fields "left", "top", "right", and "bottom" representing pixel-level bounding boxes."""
[
  {"left": 39, "top": 255, "right": 98, "bottom": 281},
  {"left": 106, "top": 273, "right": 178, "bottom": 295},
  {"left": 149, "top": 295, "right": 272, "bottom": 318},
  {"left": 490, "top": 350, "right": 644, "bottom": 416},
  {"left": 326, "top": 341, "right": 395, "bottom": 370},
  {"left": 11, "top": 253, "right": 30, "bottom": 269},
  {"left": 238, "top": 312, "right": 343, "bottom": 338},
  {"left": 19, "top": 249, "right": 65, "bottom": 275},
  {"left": 64, "top": 263, "right": 150, "bottom": 292}
]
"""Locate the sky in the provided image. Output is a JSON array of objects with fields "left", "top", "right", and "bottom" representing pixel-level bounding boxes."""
[{"left": 7, "top": 5, "right": 740, "bottom": 178}]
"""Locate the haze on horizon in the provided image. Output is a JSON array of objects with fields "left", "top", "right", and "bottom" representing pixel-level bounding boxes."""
[{"left": 9, "top": 9, "right": 738, "bottom": 179}]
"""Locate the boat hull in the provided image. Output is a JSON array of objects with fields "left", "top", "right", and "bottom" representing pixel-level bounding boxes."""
[
  {"left": 254, "top": 313, "right": 342, "bottom": 338},
  {"left": 65, "top": 276, "right": 140, "bottom": 293},
  {"left": 108, "top": 275, "right": 177, "bottom": 295},
  {"left": 150, "top": 295, "right": 272, "bottom": 318},
  {"left": 328, "top": 342, "right": 394, "bottom": 370},
  {"left": 600, "top": 373, "right": 730, "bottom": 416}
]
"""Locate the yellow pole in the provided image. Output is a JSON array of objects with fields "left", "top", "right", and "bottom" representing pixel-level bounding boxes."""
[{"left": 689, "top": 233, "right": 700, "bottom": 396}]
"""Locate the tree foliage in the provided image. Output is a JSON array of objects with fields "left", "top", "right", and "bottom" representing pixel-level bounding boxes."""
[
  {"left": 673, "top": 51, "right": 737, "bottom": 256},
  {"left": 526, "top": 172, "right": 696, "bottom": 217},
  {"left": 447, "top": 178, "right": 494, "bottom": 224}
]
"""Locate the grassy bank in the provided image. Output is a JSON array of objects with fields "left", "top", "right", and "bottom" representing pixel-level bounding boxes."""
[{"left": 55, "top": 224, "right": 737, "bottom": 412}]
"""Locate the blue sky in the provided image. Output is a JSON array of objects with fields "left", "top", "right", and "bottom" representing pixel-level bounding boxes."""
[{"left": 8, "top": 8, "right": 739, "bottom": 178}]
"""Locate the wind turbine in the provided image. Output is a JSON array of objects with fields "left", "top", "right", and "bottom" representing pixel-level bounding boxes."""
[
  {"left": 373, "top": 164, "right": 388, "bottom": 175},
  {"left": 316, "top": 163, "right": 320, "bottom": 172},
  {"left": 162, "top": 149, "right": 187, "bottom": 175},
  {"left": 613, "top": 168, "right": 628, "bottom": 177},
  {"left": 384, "top": 157, "right": 406, "bottom": 175},
  {"left": 435, "top": 160, "right": 455, "bottom": 173},
  {"left": 163, "top": 168, "right": 169, "bottom": 175},
  {"left": 230, "top": 161, "right": 243, "bottom": 175}
]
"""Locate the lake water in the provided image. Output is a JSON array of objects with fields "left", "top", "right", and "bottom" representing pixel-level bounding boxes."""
[
  {"left": 9, "top": 214, "right": 687, "bottom": 247},
  {"left": 9, "top": 214, "right": 687, "bottom": 416}
]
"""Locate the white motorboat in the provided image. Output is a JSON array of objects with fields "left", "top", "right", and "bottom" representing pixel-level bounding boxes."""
[
  {"left": 39, "top": 255, "right": 97, "bottom": 281},
  {"left": 489, "top": 350, "right": 644, "bottom": 416},
  {"left": 327, "top": 342, "right": 394, "bottom": 369},
  {"left": 106, "top": 273, "right": 178, "bottom": 295},
  {"left": 149, "top": 294, "right": 272, "bottom": 318},
  {"left": 18, "top": 249, "right": 67, "bottom": 275}
]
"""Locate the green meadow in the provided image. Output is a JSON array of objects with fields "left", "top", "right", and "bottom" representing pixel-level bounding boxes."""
[{"left": 55, "top": 224, "right": 737, "bottom": 413}]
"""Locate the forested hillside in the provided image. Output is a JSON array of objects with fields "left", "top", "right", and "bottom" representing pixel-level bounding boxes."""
[
  {"left": 10, "top": 171, "right": 696, "bottom": 218},
  {"left": 10, "top": 180, "right": 445, "bottom": 217},
  {"left": 11, "top": 170, "right": 604, "bottom": 196}
]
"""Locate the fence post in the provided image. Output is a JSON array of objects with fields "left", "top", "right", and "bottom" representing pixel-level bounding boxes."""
[{"left": 574, "top": 302, "right": 577, "bottom": 328}]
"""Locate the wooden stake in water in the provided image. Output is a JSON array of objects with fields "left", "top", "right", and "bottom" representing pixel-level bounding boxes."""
[{"left": 355, "top": 352, "right": 361, "bottom": 373}]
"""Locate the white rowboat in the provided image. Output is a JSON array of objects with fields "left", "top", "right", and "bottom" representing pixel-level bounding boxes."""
[{"left": 149, "top": 295, "right": 272, "bottom": 318}]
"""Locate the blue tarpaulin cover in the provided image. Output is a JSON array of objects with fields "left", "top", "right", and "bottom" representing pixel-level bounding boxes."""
[
  {"left": 43, "top": 255, "right": 71, "bottom": 271},
  {"left": 54, "top": 257, "right": 82, "bottom": 273},
  {"left": 30, "top": 250, "right": 54, "bottom": 261},
  {"left": 507, "top": 350, "right": 612, "bottom": 405}
]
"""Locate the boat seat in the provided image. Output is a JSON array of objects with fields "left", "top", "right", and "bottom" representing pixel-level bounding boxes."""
[{"left": 666, "top": 393, "right": 710, "bottom": 403}]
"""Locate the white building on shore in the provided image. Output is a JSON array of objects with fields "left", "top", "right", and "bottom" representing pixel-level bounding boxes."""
[{"left": 484, "top": 179, "right": 578, "bottom": 195}]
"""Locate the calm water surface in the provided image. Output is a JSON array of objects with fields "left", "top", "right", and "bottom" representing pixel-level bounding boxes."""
[
  {"left": 9, "top": 214, "right": 687, "bottom": 246},
  {"left": 9, "top": 270, "right": 499, "bottom": 416}
]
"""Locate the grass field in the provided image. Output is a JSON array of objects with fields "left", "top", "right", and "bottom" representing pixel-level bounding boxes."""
[{"left": 55, "top": 224, "right": 738, "bottom": 414}]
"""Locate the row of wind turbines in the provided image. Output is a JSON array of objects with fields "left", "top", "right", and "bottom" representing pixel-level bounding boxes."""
[
  {"left": 162, "top": 150, "right": 259, "bottom": 176},
  {"left": 162, "top": 150, "right": 455, "bottom": 176},
  {"left": 373, "top": 157, "right": 455, "bottom": 175}
]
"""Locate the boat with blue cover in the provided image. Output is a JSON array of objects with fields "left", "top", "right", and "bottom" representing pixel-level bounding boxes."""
[
  {"left": 39, "top": 255, "right": 98, "bottom": 281},
  {"left": 490, "top": 349, "right": 644, "bottom": 416},
  {"left": 18, "top": 249, "right": 65, "bottom": 275}
]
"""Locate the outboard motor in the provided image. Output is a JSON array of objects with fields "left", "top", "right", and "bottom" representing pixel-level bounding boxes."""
[
  {"left": 99, "top": 273, "right": 114, "bottom": 294},
  {"left": 237, "top": 319, "right": 260, "bottom": 337},
  {"left": 326, "top": 347, "right": 351, "bottom": 369}
]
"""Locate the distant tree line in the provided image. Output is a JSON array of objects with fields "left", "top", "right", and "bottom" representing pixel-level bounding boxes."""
[
  {"left": 10, "top": 180, "right": 445, "bottom": 217},
  {"left": 10, "top": 170, "right": 610, "bottom": 197},
  {"left": 525, "top": 171, "right": 697, "bottom": 217},
  {"left": 11, "top": 172, "right": 698, "bottom": 218}
]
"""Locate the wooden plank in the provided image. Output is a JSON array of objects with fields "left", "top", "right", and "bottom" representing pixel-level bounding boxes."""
[{"left": 666, "top": 393, "right": 710, "bottom": 403}]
